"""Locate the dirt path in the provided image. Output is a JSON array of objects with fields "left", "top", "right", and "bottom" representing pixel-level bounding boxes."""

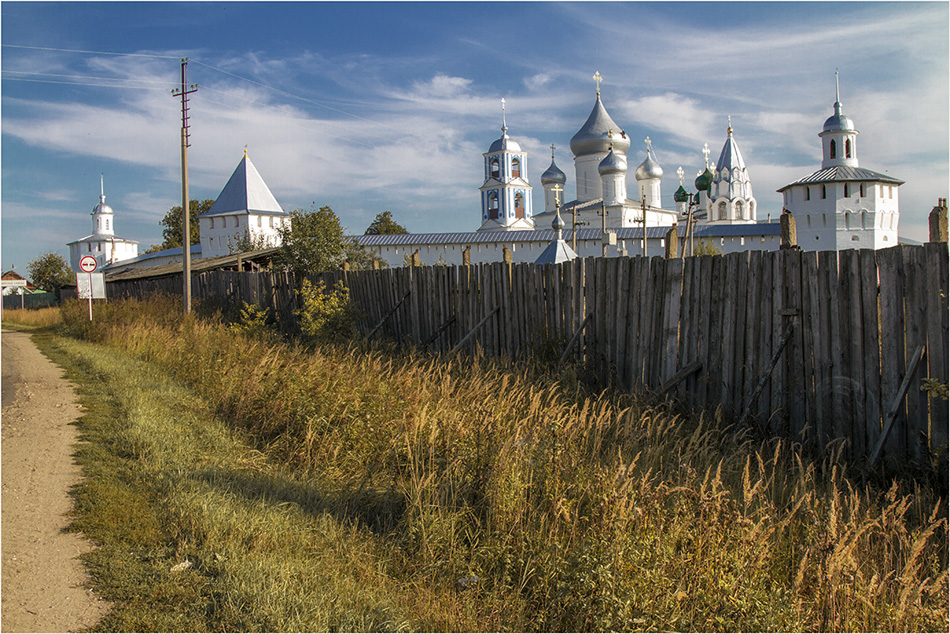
[{"left": 1, "top": 329, "right": 110, "bottom": 632}]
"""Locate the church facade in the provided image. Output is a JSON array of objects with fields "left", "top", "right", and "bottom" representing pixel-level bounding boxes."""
[{"left": 67, "top": 176, "right": 139, "bottom": 272}]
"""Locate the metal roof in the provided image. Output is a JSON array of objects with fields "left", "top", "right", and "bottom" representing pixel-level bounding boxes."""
[
  {"left": 105, "top": 247, "right": 280, "bottom": 282},
  {"left": 67, "top": 234, "right": 139, "bottom": 246},
  {"left": 201, "top": 154, "right": 286, "bottom": 217},
  {"left": 355, "top": 223, "right": 780, "bottom": 247},
  {"left": 777, "top": 165, "right": 904, "bottom": 191}
]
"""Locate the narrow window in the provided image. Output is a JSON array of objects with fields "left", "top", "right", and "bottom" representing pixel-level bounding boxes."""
[
  {"left": 718, "top": 201, "right": 726, "bottom": 219},
  {"left": 859, "top": 183, "right": 865, "bottom": 197},
  {"left": 830, "top": 140, "right": 837, "bottom": 159},
  {"left": 515, "top": 193, "right": 525, "bottom": 219},
  {"left": 844, "top": 183, "right": 850, "bottom": 197},
  {"left": 489, "top": 193, "right": 499, "bottom": 220},
  {"left": 257, "top": 215, "right": 262, "bottom": 227},
  {"left": 210, "top": 218, "right": 214, "bottom": 230},
  {"left": 805, "top": 187, "right": 810, "bottom": 201},
  {"left": 512, "top": 158, "right": 521, "bottom": 179},
  {"left": 490, "top": 158, "right": 500, "bottom": 179},
  {"left": 821, "top": 185, "right": 827, "bottom": 199},
  {"left": 845, "top": 139, "right": 852, "bottom": 158}
]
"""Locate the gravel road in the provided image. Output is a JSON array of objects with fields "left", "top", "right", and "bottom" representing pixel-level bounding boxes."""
[{"left": 1, "top": 329, "right": 110, "bottom": 632}]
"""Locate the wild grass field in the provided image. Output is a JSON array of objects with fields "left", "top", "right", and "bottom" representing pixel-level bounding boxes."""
[{"left": 19, "top": 295, "right": 950, "bottom": 631}]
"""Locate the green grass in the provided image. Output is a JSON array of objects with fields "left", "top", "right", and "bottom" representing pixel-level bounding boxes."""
[{"left": 37, "top": 295, "right": 950, "bottom": 631}]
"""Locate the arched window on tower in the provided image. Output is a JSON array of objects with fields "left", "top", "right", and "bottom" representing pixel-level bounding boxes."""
[
  {"left": 830, "top": 140, "right": 837, "bottom": 159},
  {"left": 515, "top": 193, "right": 525, "bottom": 219},
  {"left": 490, "top": 158, "right": 500, "bottom": 180},
  {"left": 489, "top": 193, "right": 499, "bottom": 220},
  {"left": 512, "top": 158, "right": 521, "bottom": 179},
  {"left": 845, "top": 139, "right": 852, "bottom": 158},
  {"left": 718, "top": 201, "right": 726, "bottom": 220},
  {"left": 736, "top": 201, "right": 744, "bottom": 220}
]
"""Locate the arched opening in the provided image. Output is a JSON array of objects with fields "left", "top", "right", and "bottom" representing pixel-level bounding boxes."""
[
  {"left": 512, "top": 158, "right": 521, "bottom": 179},
  {"left": 845, "top": 139, "right": 852, "bottom": 158},
  {"left": 490, "top": 158, "right": 500, "bottom": 180},
  {"left": 736, "top": 201, "right": 744, "bottom": 219},
  {"left": 718, "top": 201, "right": 727, "bottom": 220},
  {"left": 489, "top": 193, "right": 499, "bottom": 220},
  {"left": 830, "top": 139, "right": 837, "bottom": 159},
  {"left": 515, "top": 193, "right": 525, "bottom": 219}
]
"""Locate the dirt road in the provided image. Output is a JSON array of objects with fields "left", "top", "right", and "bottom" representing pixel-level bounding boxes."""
[{"left": 1, "top": 329, "right": 109, "bottom": 632}]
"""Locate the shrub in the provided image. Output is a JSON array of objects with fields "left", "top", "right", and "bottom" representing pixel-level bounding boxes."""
[{"left": 294, "top": 279, "right": 360, "bottom": 345}]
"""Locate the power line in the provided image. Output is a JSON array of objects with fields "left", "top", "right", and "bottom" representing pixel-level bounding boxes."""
[
  {"left": 0, "top": 76, "right": 174, "bottom": 91},
  {"left": 2, "top": 69, "right": 174, "bottom": 85},
  {"left": 1, "top": 43, "right": 179, "bottom": 59}
]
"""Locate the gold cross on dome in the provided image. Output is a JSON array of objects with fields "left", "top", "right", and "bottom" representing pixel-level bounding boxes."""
[
  {"left": 550, "top": 143, "right": 556, "bottom": 159},
  {"left": 593, "top": 71, "right": 602, "bottom": 95},
  {"left": 677, "top": 166, "right": 684, "bottom": 186},
  {"left": 553, "top": 183, "right": 563, "bottom": 206},
  {"left": 645, "top": 136, "right": 652, "bottom": 153},
  {"left": 702, "top": 142, "right": 710, "bottom": 167}
]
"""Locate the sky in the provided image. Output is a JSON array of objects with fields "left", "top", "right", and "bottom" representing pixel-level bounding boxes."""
[{"left": 2, "top": 1, "right": 948, "bottom": 273}]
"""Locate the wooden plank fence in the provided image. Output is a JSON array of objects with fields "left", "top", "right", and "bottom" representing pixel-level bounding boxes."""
[{"left": 107, "top": 243, "right": 949, "bottom": 466}]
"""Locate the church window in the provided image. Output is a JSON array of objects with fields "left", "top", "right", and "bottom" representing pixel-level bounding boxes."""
[
  {"left": 515, "top": 193, "right": 525, "bottom": 219},
  {"left": 210, "top": 218, "right": 214, "bottom": 230},
  {"left": 805, "top": 187, "right": 810, "bottom": 201},
  {"left": 859, "top": 183, "right": 865, "bottom": 197},
  {"left": 490, "top": 159, "right": 500, "bottom": 179},
  {"left": 736, "top": 201, "right": 744, "bottom": 219},
  {"left": 888, "top": 186, "right": 893, "bottom": 199},
  {"left": 106, "top": 219, "right": 110, "bottom": 231},
  {"left": 821, "top": 185, "right": 827, "bottom": 199},
  {"left": 845, "top": 139, "right": 852, "bottom": 158},
  {"left": 512, "top": 158, "right": 521, "bottom": 179},
  {"left": 844, "top": 183, "right": 850, "bottom": 197},
  {"left": 830, "top": 140, "right": 837, "bottom": 159},
  {"left": 489, "top": 193, "right": 499, "bottom": 220},
  {"left": 257, "top": 215, "right": 262, "bottom": 227},
  {"left": 718, "top": 201, "right": 726, "bottom": 219}
]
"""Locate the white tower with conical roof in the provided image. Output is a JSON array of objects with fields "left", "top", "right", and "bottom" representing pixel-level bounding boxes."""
[
  {"left": 199, "top": 150, "right": 288, "bottom": 257},
  {"left": 778, "top": 73, "right": 903, "bottom": 250},
  {"left": 708, "top": 118, "right": 756, "bottom": 223},
  {"left": 478, "top": 99, "right": 534, "bottom": 231}
]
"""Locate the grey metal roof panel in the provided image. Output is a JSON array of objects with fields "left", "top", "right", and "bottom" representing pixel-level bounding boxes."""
[
  {"left": 202, "top": 155, "right": 286, "bottom": 217},
  {"left": 777, "top": 166, "right": 904, "bottom": 191},
  {"left": 355, "top": 223, "right": 780, "bottom": 247}
]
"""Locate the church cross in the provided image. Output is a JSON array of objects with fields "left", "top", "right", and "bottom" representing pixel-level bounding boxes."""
[
  {"left": 702, "top": 143, "right": 710, "bottom": 168},
  {"left": 552, "top": 183, "right": 563, "bottom": 207},
  {"left": 677, "top": 166, "right": 684, "bottom": 186},
  {"left": 593, "top": 71, "right": 602, "bottom": 95},
  {"left": 645, "top": 136, "right": 652, "bottom": 155},
  {"left": 501, "top": 98, "right": 507, "bottom": 130},
  {"left": 550, "top": 143, "right": 556, "bottom": 159}
]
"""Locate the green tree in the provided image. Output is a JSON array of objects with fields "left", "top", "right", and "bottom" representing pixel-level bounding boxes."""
[
  {"left": 27, "top": 252, "right": 73, "bottom": 291},
  {"left": 276, "top": 205, "right": 374, "bottom": 275},
  {"left": 364, "top": 210, "right": 408, "bottom": 235},
  {"left": 159, "top": 199, "right": 214, "bottom": 250}
]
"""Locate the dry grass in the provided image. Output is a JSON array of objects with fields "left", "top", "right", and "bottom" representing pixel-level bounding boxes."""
[
  {"left": 2, "top": 305, "right": 63, "bottom": 329},
  {"left": 59, "top": 295, "right": 949, "bottom": 632}
]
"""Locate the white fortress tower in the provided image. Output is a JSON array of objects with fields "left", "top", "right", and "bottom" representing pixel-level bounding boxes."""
[
  {"left": 67, "top": 175, "right": 139, "bottom": 271},
  {"left": 199, "top": 150, "right": 289, "bottom": 258},
  {"left": 478, "top": 100, "right": 534, "bottom": 231},
  {"left": 778, "top": 73, "right": 902, "bottom": 250}
]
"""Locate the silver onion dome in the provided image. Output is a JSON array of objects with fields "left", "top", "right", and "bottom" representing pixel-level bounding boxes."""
[
  {"left": 570, "top": 94, "right": 630, "bottom": 157},
  {"left": 598, "top": 147, "right": 627, "bottom": 175},
  {"left": 91, "top": 194, "right": 113, "bottom": 215},
  {"left": 541, "top": 159, "right": 567, "bottom": 185},
  {"left": 823, "top": 101, "right": 855, "bottom": 133},
  {"left": 635, "top": 154, "right": 663, "bottom": 181},
  {"left": 488, "top": 125, "right": 522, "bottom": 153}
]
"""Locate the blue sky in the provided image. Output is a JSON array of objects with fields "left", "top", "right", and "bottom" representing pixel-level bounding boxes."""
[{"left": 2, "top": 1, "right": 947, "bottom": 272}]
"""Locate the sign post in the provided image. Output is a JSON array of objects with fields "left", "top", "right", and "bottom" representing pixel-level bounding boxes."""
[{"left": 78, "top": 256, "right": 98, "bottom": 321}]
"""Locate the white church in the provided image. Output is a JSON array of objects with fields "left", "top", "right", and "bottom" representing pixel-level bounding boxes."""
[
  {"left": 81, "top": 73, "right": 905, "bottom": 272},
  {"left": 67, "top": 175, "right": 139, "bottom": 272}
]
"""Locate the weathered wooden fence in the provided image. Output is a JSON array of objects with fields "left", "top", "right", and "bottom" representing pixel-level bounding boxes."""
[{"left": 107, "top": 243, "right": 948, "bottom": 466}]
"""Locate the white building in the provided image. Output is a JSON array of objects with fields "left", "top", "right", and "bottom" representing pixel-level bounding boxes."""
[
  {"left": 778, "top": 76, "right": 903, "bottom": 251},
  {"left": 198, "top": 150, "right": 289, "bottom": 258},
  {"left": 67, "top": 176, "right": 139, "bottom": 272},
  {"left": 478, "top": 103, "right": 534, "bottom": 231}
]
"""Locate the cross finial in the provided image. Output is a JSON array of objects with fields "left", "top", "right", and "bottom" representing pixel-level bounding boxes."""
[
  {"left": 702, "top": 142, "right": 710, "bottom": 168},
  {"left": 645, "top": 136, "right": 652, "bottom": 155},
  {"left": 677, "top": 166, "right": 684, "bottom": 186},
  {"left": 244, "top": 145, "right": 248, "bottom": 158},
  {"left": 727, "top": 115, "right": 732, "bottom": 135},
  {"left": 835, "top": 68, "right": 840, "bottom": 103},
  {"left": 501, "top": 98, "right": 507, "bottom": 132},
  {"left": 550, "top": 143, "right": 556, "bottom": 159},
  {"left": 552, "top": 183, "right": 563, "bottom": 207},
  {"left": 100, "top": 172, "right": 104, "bottom": 197},
  {"left": 593, "top": 71, "right": 602, "bottom": 96}
]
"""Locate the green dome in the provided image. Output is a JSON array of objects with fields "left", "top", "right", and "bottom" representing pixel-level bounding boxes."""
[
  {"left": 673, "top": 185, "right": 690, "bottom": 203},
  {"left": 694, "top": 167, "right": 713, "bottom": 192}
]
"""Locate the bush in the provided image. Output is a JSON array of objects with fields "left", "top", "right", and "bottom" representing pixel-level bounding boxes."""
[{"left": 294, "top": 279, "right": 360, "bottom": 345}]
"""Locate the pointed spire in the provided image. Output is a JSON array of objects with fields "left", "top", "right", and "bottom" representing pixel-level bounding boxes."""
[
  {"left": 100, "top": 173, "right": 106, "bottom": 203},
  {"left": 727, "top": 115, "right": 733, "bottom": 136},
  {"left": 501, "top": 97, "right": 507, "bottom": 134}
]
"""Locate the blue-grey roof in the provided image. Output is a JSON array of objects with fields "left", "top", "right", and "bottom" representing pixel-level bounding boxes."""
[
  {"left": 355, "top": 223, "right": 780, "bottom": 247},
  {"left": 202, "top": 155, "right": 286, "bottom": 217},
  {"left": 535, "top": 238, "right": 578, "bottom": 264},
  {"left": 778, "top": 166, "right": 903, "bottom": 191}
]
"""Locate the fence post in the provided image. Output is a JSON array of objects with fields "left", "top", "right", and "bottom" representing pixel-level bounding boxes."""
[
  {"left": 665, "top": 225, "right": 678, "bottom": 259},
  {"left": 781, "top": 209, "right": 798, "bottom": 250},
  {"left": 929, "top": 198, "right": 948, "bottom": 242}
]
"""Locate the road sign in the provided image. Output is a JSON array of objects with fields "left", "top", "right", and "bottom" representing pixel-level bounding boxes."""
[
  {"left": 76, "top": 273, "right": 106, "bottom": 299},
  {"left": 79, "top": 255, "right": 98, "bottom": 273}
]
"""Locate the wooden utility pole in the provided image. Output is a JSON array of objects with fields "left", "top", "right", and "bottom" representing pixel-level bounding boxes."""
[{"left": 172, "top": 59, "right": 198, "bottom": 314}]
